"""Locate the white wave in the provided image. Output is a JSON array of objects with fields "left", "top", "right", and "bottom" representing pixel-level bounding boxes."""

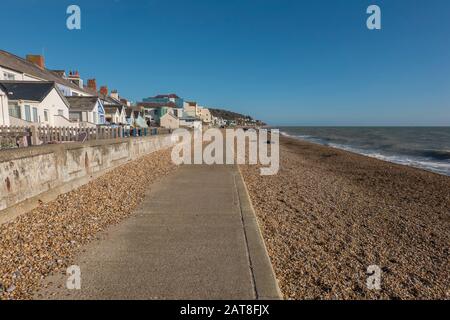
[{"left": 287, "top": 136, "right": 450, "bottom": 176}]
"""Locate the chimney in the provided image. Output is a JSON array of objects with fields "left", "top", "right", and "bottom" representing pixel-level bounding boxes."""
[
  {"left": 110, "top": 90, "right": 119, "bottom": 100},
  {"left": 99, "top": 86, "right": 108, "bottom": 96},
  {"left": 68, "top": 70, "right": 80, "bottom": 78},
  {"left": 68, "top": 71, "right": 83, "bottom": 89},
  {"left": 26, "top": 54, "right": 45, "bottom": 69},
  {"left": 87, "top": 79, "right": 97, "bottom": 92}
]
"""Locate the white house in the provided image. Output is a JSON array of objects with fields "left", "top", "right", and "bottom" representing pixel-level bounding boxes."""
[
  {"left": 160, "top": 112, "right": 179, "bottom": 129},
  {"left": 199, "top": 107, "right": 212, "bottom": 124},
  {"left": 98, "top": 89, "right": 129, "bottom": 125},
  {"left": 179, "top": 116, "right": 202, "bottom": 129},
  {"left": 104, "top": 105, "right": 127, "bottom": 125},
  {"left": 125, "top": 109, "right": 147, "bottom": 127},
  {"left": 117, "top": 106, "right": 127, "bottom": 124},
  {"left": 66, "top": 96, "right": 106, "bottom": 126},
  {"left": 0, "top": 81, "right": 72, "bottom": 127},
  {"left": 184, "top": 101, "right": 199, "bottom": 118},
  {"left": 125, "top": 108, "right": 135, "bottom": 126},
  {"left": 0, "top": 50, "right": 93, "bottom": 97},
  {"left": 104, "top": 105, "right": 121, "bottom": 124}
]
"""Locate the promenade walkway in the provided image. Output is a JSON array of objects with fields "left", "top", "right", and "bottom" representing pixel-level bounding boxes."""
[{"left": 37, "top": 165, "right": 281, "bottom": 300}]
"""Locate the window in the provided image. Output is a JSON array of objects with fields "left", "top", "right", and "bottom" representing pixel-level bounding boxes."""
[
  {"left": 24, "top": 105, "right": 31, "bottom": 122},
  {"left": 32, "top": 107, "right": 38, "bottom": 123},
  {"left": 8, "top": 103, "right": 21, "bottom": 118},
  {"left": 58, "top": 109, "right": 64, "bottom": 116},
  {"left": 44, "top": 110, "right": 49, "bottom": 122},
  {"left": 69, "top": 112, "right": 81, "bottom": 122},
  {"left": 3, "top": 72, "right": 15, "bottom": 80},
  {"left": 93, "top": 112, "right": 98, "bottom": 124}
]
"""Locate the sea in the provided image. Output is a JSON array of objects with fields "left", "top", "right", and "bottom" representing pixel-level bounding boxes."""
[{"left": 278, "top": 127, "right": 450, "bottom": 176}]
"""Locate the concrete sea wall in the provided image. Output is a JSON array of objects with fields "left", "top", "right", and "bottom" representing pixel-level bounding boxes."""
[{"left": 0, "top": 135, "right": 174, "bottom": 223}]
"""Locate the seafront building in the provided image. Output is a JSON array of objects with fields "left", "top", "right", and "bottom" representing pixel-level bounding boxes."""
[
  {"left": 143, "top": 94, "right": 184, "bottom": 109},
  {"left": 66, "top": 96, "right": 106, "bottom": 127},
  {"left": 199, "top": 107, "right": 212, "bottom": 124},
  {"left": 183, "top": 101, "right": 200, "bottom": 118},
  {"left": 0, "top": 49, "right": 229, "bottom": 130},
  {"left": 0, "top": 51, "right": 92, "bottom": 97}
]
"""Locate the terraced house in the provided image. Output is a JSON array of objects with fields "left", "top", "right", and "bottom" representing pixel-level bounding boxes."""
[
  {"left": 66, "top": 96, "right": 106, "bottom": 127},
  {"left": 98, "top": 87, "right": 128, "bottom": 125},
  {"left": 143, "top": 93, "right": 184, "bottom": 109},
  {"left": 0, "top": 50, "right": 93, "bottom": 97}
]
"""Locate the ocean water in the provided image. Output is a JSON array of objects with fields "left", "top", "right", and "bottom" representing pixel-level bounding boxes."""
[{"left": 278, "top": 127, "right": 450, "bottom": 176}]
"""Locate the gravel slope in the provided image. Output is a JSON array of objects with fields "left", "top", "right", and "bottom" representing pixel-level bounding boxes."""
[
  {"left": 0, "top": 148, "right": 177, "bottom": 300},
  {"left": 240, "top": 136, "right": 450, "bottom": 300}
]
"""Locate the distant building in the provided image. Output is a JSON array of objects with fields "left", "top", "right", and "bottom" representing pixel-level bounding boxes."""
[
  {"left": 98, "top": 88, "right": 129, "bottom": 125},
  {"left": 179, "top": 116, "right": 201, "bottom": 129},
  {"left": 137, "top": 102, "right": 177, "bottom": 125},
  {"left": 199, "top": 107, "right": 212, "bottom": 124},
  {"left": 143, "top": 94, "right": 184, "bottom": 109},
  {"left": 160, "top": 112, "right": 179, "bottom": 129},
  {"left": 137, "top": 102, "right": 177, "bottom": 121},
  {"left": 184, "top": 101, "right": 200, "bottom": 118},
  {"left": 125, "top": 108, "right": 147, "bottom": 128},
  {"left": 104, "top": 105, "right": 125, "bottom": 124}
]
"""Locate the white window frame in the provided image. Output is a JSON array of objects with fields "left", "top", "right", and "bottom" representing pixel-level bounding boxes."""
[
  {"left": 32, "top": 107, "right": 38, "bottom": 123},
  {"left": 24, "top": 105, "right": 31, "bottom": 122}
]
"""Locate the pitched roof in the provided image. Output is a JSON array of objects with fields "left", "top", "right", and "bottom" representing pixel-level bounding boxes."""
[
  {"left": 130, "top": 105, "right": 140, "bottom": 110},
  {"left": 0, "top": 81, "right": 55, "bottom": 102},
  {"left": 104, "top": 105, "right": 122, "bottom": 114},
  {"left": 162, "top": 112, "right": 179, "bottom": 120},
  {"left": 98, "top": 93, "right": 128, "bottom": 107},
  {"left": 0, "top": 50, "right": 92, "bottom": 95},
  {"left": 66, "top": 96, "right": 99, "bottom": 112},
  {"left": 50, "top": 70, "right": 66, "bottom": 78},
  {"left": 125, "top": 108, "right": 134, "bottom": 117}
]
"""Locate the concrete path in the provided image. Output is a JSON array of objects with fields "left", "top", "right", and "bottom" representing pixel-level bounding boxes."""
[{"left": 37, "top": 165, "right": 281, "bottom": 300}]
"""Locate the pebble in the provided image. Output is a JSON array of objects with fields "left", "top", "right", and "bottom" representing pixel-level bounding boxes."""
[
  {"left": 6, "top": 285, "right": 16, "bottom": 293},
  {"left": 240, "top": 136, "right": 450, "bottom": 300},
  {"left": 0, "top": 148, "right": 176, "bottom": 300}
]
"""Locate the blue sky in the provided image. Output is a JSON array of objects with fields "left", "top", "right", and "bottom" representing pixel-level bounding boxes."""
[{"left": 1, "top": 0, "right": 450, "bottom": 125}]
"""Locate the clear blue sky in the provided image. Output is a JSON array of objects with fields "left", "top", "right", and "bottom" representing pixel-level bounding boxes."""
[{"left": 2, "top": 0, "right": 450, "bottom": 125}]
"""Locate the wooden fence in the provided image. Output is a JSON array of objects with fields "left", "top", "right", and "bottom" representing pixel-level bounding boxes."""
[{"left": 0, "top": 125, "right": 172, "bottom": 150}]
